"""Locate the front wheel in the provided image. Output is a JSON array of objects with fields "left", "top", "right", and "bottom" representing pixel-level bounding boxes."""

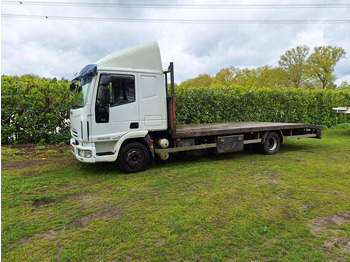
[
  {"left": 262, "top": 132, "right": 281, "bottom": 155},
  {"left": 118, "top": 142, "right": 150, "bottom": 173}
]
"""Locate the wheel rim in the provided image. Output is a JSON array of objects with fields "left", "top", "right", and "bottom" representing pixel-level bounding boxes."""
[
  {"left": 267, "top": 136, "right": 278, "bottom": 151},
  {"left": 126, "top": 149, "right": 144, "bottom": 167}
]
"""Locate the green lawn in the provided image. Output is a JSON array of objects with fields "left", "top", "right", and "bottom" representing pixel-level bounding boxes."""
[{"left": 2, "top": 129, "right": 350, "bottom": 261}]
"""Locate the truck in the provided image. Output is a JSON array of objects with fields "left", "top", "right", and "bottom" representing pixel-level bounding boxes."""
[{"left": 70, "top": 41, "right": 323, "bottom": 173}]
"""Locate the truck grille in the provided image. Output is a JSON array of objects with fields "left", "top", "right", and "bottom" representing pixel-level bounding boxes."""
[{"left": 72, "top": 130, "right": 78, "bottom": 139}]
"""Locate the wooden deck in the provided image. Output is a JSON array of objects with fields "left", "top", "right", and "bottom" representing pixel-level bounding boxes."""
[{"left": 174, "top": 121, "right": 322, "bottom": 138}]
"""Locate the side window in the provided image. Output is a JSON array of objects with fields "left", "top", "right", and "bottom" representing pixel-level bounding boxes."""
[
  {"left": 96, "top": 74, "right": 135, "bottom": 107},
  {"left": 109, "top": 74, "right": 135, "bottom": 106}
]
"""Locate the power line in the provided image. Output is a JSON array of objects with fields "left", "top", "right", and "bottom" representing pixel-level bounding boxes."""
[
  {"left": 2, "top": 1, "right": 350, "bottom": 9},
  {"left": 2, "top": 14, "right": 350, "bottom": 24}
]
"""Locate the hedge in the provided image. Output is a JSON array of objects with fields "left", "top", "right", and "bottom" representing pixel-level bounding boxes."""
[
  {"left": 1, "top": 76, "right": 350, "bottom": 144},
  {"left": 175, "top": 86, "right": 350, "bottom": 127},
  {"left": 1, "top": 75, "right": 75, "bottom": 144}
]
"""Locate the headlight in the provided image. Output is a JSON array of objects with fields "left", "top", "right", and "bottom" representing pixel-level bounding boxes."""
[
  {"left": 85, "top": 150, "right": 92, "bottom": 158},
  {"left": 78, "top": 149, "right": 92, "bottom": 158}
]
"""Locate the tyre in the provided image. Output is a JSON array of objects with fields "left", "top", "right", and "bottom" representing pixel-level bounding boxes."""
[
  {"left": 118, "top": 142, "right": 150, "bottom": 173},
  {"left": 262, "top": 132, "right": 281, "bottom": 155}
]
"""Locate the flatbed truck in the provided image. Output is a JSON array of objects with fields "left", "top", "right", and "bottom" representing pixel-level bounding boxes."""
[{"left": 70, "top": 42, "right": 323, "bottom": 173}]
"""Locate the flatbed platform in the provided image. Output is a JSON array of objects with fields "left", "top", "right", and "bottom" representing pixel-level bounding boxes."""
[{"left": 174, "top": 121, "right": 322, "bottom": 138}]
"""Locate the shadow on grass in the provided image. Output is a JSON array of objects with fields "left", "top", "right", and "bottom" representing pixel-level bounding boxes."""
[
  {"left": 279, "top": 141, "right": 325, "bottom": 153},
  {"left": 77, "top": 145, "right": 265, "bottom": 177},
  {"left": 75, "top": 137, "right": 331, "bottom": 178},
  {"left": 76, "top": 151, "right": 248, "bottom": 177}
]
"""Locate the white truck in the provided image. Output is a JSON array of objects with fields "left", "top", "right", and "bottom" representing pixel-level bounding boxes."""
[{"left": 70, "top": 42, "right": 323, "bottom": 173}]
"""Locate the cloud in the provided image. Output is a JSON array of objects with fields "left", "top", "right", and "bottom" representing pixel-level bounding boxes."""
[{"left": 1, "top": 0, "right": 350, "bottom": 85}]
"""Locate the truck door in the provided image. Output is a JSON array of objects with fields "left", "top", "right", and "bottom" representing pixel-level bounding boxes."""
[{"left": 92, "top": 73, "right": 139, "bottom": 141}]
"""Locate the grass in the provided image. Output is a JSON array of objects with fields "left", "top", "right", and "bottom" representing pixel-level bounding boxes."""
[{"left": 1, "top": 129, "right": 350, "bottom": 261}]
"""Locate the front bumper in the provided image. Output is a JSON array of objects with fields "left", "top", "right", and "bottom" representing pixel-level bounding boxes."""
[
  {"left": 70, "top": 138, "right": 96, "bottom": 163},
  {"left": 70, "top": 138, "right": 118, "bottom": 163}
]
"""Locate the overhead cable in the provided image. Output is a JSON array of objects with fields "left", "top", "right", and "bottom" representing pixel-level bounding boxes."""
[
  {"left": 2, "top": 1, "right": 350, "bottom": 9},
  {"left": 2, "top": 14, "right": 350, "bottom": 24}
]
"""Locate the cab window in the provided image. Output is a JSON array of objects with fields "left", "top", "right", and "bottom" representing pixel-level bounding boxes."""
[{"left": 108, "top": 74, "right": 135, "bottom": 106}]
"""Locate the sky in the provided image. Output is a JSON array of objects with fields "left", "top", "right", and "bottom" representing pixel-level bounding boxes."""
[{"left": 1, "top": 0, "right": 350, "bottom": 86}]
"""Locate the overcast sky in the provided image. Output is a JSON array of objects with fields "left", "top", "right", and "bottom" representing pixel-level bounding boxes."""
[{"left": 2, "top": 0, "right": 350, "bottom": 85}]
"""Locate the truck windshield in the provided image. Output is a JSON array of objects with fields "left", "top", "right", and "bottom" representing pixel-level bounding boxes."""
[
  {"left": 73, "top": 76, "right": 94, "bottom": 108},
  {"left": 71, "top": 64, "right": 97, "bottom": 109}
]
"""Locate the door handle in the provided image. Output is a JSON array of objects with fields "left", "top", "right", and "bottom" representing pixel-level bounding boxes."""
[{"left": 130, "top": 122, "right": 139, "bottom": 129}]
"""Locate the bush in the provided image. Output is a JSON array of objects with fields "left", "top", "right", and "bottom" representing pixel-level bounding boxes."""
[
  {"left": 328, "top": 123, "right": 350, "bottom": 129},
  {"left": 2, "top": 76, "right": 349, "bottom": 144},
  {"left": 1, "top": 75, "right": 75, "bottom": 144},
  {"left": 175, "top": 86, "right": 350, "bottom": 127}
]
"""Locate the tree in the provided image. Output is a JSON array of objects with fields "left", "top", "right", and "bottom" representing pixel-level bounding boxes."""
[
  {"left": 179, "top": 45, "right": 346, "bottom": 90},
  {"left": 278, "top": 45, "right": 310, "bottom": 88},
  {"left": 179, "top": 74, "right": 212, "bottom": 88},
  {"left": 307, "top": 46, "right": 346, "bottom": 89},
  {"left": 190, "top": 74, "right": 212, "bottom": 87},
  {"left": 232, "top": 68, "right": 256, "bottom": 87},
  {"left": 211, "top": 66, "right": 236, "bottom": 87},
  {"left": 336, "top": 81, "right": 350, "bottom": 90},
  {"left": 211, "top": 66, "right": 289, "bottom": 88},
  {"left": 245, "top": 65, "right": 287, "bottom": 88}
]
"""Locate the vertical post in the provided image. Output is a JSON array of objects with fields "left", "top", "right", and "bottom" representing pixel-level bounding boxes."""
[
  {"left": 164, "top": 63, "right": 177, "bottom": 137},
  {"left": 165, "top": 70, "right": 168, "bottom": 96},
  {"left": 169, "top": 62, "right": 177, "bottom": 136}
]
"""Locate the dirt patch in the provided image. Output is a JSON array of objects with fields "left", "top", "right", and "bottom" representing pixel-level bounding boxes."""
[
  {"left": 69, "top": 207, "right": 122, "bottom": 228},
  {"left": 260, "top": 170, "right": 281, "bottom": 176},
  {"left": 1, "top": 160, "right": 49, "bottom": 169},
  {"left": 33, "top": 197, "right": 56, "bottom": 207},
  {"left": 153, "top": 239, "right": 165, "bottom": 245},
  {"left": 308, "top": 213, "right": 350, "bottom": 253},
  {"left": 3, "top": 144, "right": 70, "bottom": 152},
  {"left": 253, "top": 170, "right": 281, "bottom": 188},
  {"left": 23, "top": 170, "right": 41, "bottom": 176},
  {"left": 15, "top": 230, "right": 57, "bottom": 246},
  {"left": 324, "top": 237, "right": 350, "bottom": 253},
  {"left": 309, "top": 213, "right": 350, "bottom": 235},
  {"left": 1, "top": 144, "right": 73, "bottom": 170},
  {"left": 75, "top": 193, "right": 100, "bottom": 212},
  {"left": 299, "top": 203, "right": 313, "bottom": 211},
  {"left": 67, "top": 193, "right": 122, "bottom": 228},
  {"left": 13, "top": 225, "right": 66, "bottom": 247},
  {"left": 57, "top": 183, "right": 71, "bottom": 190},
  {"left": 2, "top": 159, "right": 75, "bottom": 170}
]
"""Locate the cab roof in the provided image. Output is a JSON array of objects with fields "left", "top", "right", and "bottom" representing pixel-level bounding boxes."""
[{"left": 96, "top": 41, "right": 163, "bottom": 72}]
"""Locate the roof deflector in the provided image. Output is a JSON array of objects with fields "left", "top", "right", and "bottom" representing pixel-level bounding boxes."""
[{"left": 96, "top": 41, "right": 163, "bottom": 72}]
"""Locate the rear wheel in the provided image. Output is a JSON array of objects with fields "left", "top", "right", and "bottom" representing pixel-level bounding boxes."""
[
  {"left": 262, "top": 132, "right": 281, "bottom": 155},
  {"left": 118, "top": 142, "right": 150, "bottom": 173}
]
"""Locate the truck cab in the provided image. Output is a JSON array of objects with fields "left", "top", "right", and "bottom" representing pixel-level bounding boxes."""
[{"left": 70, "top": 42, "right": 168, "bottom": 169}]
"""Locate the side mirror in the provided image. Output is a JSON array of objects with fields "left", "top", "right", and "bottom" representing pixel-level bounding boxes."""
[
  {"left": 99, "top": 75, "right": 111, "bottom": 105},
  {"left": 96, "top": 75, "right": 111, "bottom": 123},
  {"left": 70, "top": 83, "right": 77, "bottom": 91},
  {"left": 100, "top": 75, "right": 111, "bottom": 86},
  {"left": 99, "top": 85, "right": 110, "bottom": 105}
]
